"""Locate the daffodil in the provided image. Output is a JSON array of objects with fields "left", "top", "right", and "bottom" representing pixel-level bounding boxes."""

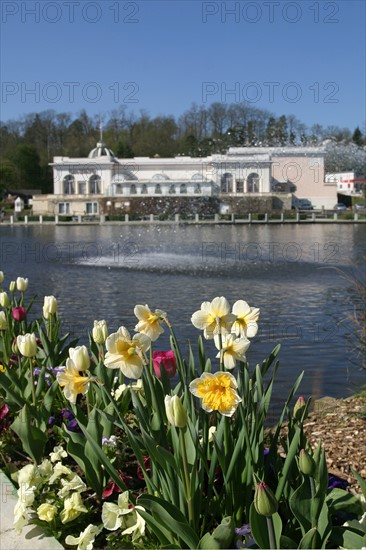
[
  {"left": 60, "top": 492, "right": 88, "bottom": 524},
  {"left": 214, "top": 333, "right": 250, "bottom": 369},
  {"left": 65, "top": 524, "right": 102, "bottom": 550},
  {"left": 191, "top": 297, "right": 236, "bottom": 339},
  {"left": 134, "top": 304, "right": 167, "bottom": 341},
  {"left": 56, "top": 363, "right": 90, "bottom": 405},
  {"left": 104, "top": 326, "right": 150, "bottom": 379},
  {"left": 232, "top": 300, "right": 260, "bottom": 338},
  {"left": 189, "top": 372, "right": 241, "bottom": 417}
]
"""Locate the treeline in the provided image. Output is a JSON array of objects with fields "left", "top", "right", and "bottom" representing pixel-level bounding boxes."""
[{"left": 0, "top": 103, "right": 365, "bottom": 193}]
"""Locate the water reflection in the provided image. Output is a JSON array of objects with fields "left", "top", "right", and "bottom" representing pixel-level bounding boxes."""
[{"left": 1, "top": 223, "right": 365, "bottom": 412}]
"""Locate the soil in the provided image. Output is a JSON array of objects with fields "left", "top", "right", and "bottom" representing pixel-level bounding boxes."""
[{"left": 301, "top": 394, "right": 366, "bottom": 493}]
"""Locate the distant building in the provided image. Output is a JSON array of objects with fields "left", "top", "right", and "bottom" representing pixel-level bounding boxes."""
[
  {"left": 32, "top": 142, "right": 337, "bottom": 215},
  {"left": 324, "top": 172, "right": 366, "bottom": 194}
]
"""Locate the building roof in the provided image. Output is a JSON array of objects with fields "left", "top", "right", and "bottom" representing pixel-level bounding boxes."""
[{"left": 88, "top": 141, "right": 116, "bottom": 161}]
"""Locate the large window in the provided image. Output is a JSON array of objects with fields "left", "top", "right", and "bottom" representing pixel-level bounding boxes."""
[
  {"left": 78, "top": 181, "right": 86, "bottom": 195},
  {"left": 155, "top": 184, "right": 162, "bottom": 194},
  {"left": 86, "top": 202, "right": 98, "bottom": 215},
  {"left": 247, "top": 173, "right": 259, "bottom": 193},
  {"left": 141, "top": 184, "right": 148, "bottom": 194},
  {"left": 169, "top": 185, "right": 176, "bottom": 194},
  {"left": 89, "top": 175, "right": 101, "bottom": 194},
  {"left": 236, "top": 180, "right": 244, "bottom": 193},
  {"left": 130, "top": 184, "right": 137, "bottom": 194},
  {"left": 180, "top": 183, "right": 187, "bottom": 194},
  {"left": 194, "top": 184, "right": 201, "bottom": 194},
  {"left": 63, "top": 175, "right": 75, "bottom": 195},
  {"left": 220, "top": 173, "right": 233, "bottom": 193},
  {"left": 58, "top": 202, "right": 70, "bottom": 214}
]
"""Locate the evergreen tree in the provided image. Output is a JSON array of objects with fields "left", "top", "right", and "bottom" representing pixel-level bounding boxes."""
[{"left": 352, "top": 126, "right": 364, "bottom": 146}]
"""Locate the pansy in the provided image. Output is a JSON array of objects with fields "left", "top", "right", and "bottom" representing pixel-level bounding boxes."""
[
  {"left": 189, "top": 372, "right": 241, "bottom": 417},
  {"left": 58, "top": 475, "right": 87, "bottom": 498},
  {"left": 191, "top": 297, "right": 236, "bottom": 339},
  {"left": 60, "top": 492, "right": 88, "bottom": 524},
  {"left": 37, "top": 503, "right": 57, "bottom": 522},
  {"left": 102, "top": 490, "right": 134, "bottom": 531},
  {"left": 134, "top": 304, "right": 167, "bottom": 341},
  {"left": 232, "top": 300, "right": 260, "bottom": 338},
  {"left": 49, "top": 445, "right": 68, "bottom": 463},
  {"left": 214, "top": 333, "right": 250, "bottom": 369},
  {"left": 104, "top": 326, "right": 150, "bottom": 379},
  {"left": 65, "top": 524, "right": 102, "bottom": 550}
]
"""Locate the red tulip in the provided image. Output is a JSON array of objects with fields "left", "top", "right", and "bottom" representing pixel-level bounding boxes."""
[
  {"left": 152, "top": 350, "right": 177, "bottom": 379},
  {"left": 12, "top": 306, "right": 26, "bottom": 321}
]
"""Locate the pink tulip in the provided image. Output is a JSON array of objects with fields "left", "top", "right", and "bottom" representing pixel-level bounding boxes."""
[
  {"left": 152, "top": 350, "right": 177, "bottom": 379},
  {"left": 12, "top": 306, "right": 26, "bottom": 321}
]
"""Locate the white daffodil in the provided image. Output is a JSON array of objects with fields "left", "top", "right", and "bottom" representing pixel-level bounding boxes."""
[
  {"left": 232, "top": 300, "right": 260, "bottom": 338},
  {"left": 214, "top": 333, "right": 250, "bottom": 369},
  {"left": 134, "top": 304, "right": 167, "bottom": 341},
  {"left": 65, "top": 524, "right": 102, "bottom": 550},
  {"left": 49, "top": 445, "right": 68, "bottom": 463},
  {"left": 60, "top": 492, "right": 88, "bottom": 524},
  {"left": 104, "top": 326, "right": 150, "bottom": 379},
  {"left": 191, "top": 297, "right": 236, "bottom": 339}
]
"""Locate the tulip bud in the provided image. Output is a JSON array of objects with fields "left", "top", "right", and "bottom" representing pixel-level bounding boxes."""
[
  {"left": 0, "top": 291, "right": 10, "bottom": 308},
  {"left": 0, "top": 311, "right": 8, "bottom": 330},
  {"left": 293, "top": 396, "right": 306, "bottom": 421},
  {"left": 68, "top": 345, "right": 90, "bottom": 371},
  {"left": 16, "top": 333, "right": 37, "bottom": 357},
  {"left": 0, "top": 271, "right": 4, "bottom": 284},
  {"left": 43, "top": 295, "right": 58, "bottom": 319},
  {"left": 9, "top": 281, "right": 16, "bottom": 292},
  {"left": 299, "top": 449, "right": 315, "bottom": 476},
  {"left": 254, "top": 482, "right": 278, "bottom": 517},
  {"left": 16, "top": 277, "right": 28, "bottom": 291},
  {"left": 12, "top": 306, "right": 27, "bottom": 322},
  {"left": 92, "top": 320, "right": 108, "bottom": 344},
  {"left": 164, "top": 395, "right": 188, "bottom": 428}
]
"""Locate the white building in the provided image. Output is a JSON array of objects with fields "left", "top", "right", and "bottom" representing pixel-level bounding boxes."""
[
  {"left": 324, "top": 172, "right": 366, "bottom": 194},
  {"left": 32, "top": 142, "right": 337, "bottom": 215}
]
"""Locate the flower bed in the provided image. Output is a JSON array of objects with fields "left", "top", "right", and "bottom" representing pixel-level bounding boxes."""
[{"left": 0, "top": 272, "right": 365, "bottom": 549}]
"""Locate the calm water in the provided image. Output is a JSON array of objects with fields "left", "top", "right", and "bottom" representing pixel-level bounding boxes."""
[{"left": 1, "top": 223, "right": 365, "bottom": 415}]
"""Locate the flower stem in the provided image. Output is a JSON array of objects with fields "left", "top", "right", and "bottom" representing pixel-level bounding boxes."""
[
  {"left": 179, "top": 428, "right": 195, "bottom": 529},
  {"left": 266, "top": 515, "right": 277, "bottom": 549},
  {"left": 29, "top": 358, "right": 36, "bottom": 405}
]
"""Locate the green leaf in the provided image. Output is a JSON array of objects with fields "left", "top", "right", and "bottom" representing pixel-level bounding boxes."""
[
  {"left": 298, "top": 527, "right": 321, "bottom": 549},
  {"left": 289, "top": 476, "right": 312, "bottom": 536},
  {"left": 331, "top": 526, "right": 366, "bottom": 549},
  {"left": 351, "top": 467, "right": 366, "bottom": 499},
  {"left": 10, "top": 405, "right": 47, "bottom": 463},
  {"left": 249, "top": 503, "right": 282, "bottom": 549},
  {"left": 275, "top": 425, "right": 301, "bottom": 501},
  {"left": 326, "top": 488, "right": 364, "bottom": 516},
  {"left": 138, "top": 494, "right": 200, "bottom": 549}
]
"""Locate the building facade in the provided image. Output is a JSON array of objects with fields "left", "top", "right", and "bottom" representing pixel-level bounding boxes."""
[{"left": 32, "top": 143, "right": 337, "bottom": 216}]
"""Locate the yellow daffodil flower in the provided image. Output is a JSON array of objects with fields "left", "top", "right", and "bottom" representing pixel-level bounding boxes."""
[
  {"left": 189, "top": 372, "right": 241, "bottom": 417},
  {"left": 56, "top": 364, "right": 90, "bottom": 404},
  {"left": 104, "top": 326, "right": 150, "bottom": 379},
  {"left": 134, "top": 304, "right": 167, "bottom": 341},
  {"left": 214, "top": 333, "right": 250, "bottom": 369},
  {"left": 232, "top": 300, "right": 260, "bottom": 338},
  {"left": 191, "top": 296, "right": 236, "bottom": 339}
]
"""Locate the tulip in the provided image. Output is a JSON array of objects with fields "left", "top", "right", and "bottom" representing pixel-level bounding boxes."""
[
  {"left": 16, "top": 333, "right": 37, "bottom": 357},
  {"left": 16, "top": 277, "right": 28, "bottom": 291},
  {"left": 12, "top": 307, "right": 27, "bottom": 321},
  {"left": 43, "top": 295, "right": 58, "bottom": 319},
  {"left": 299, "top": 449, "right": 315, "bottom": 476},
  {"left": 254, "top": 482, "right": 278, "bottom": 517},
  {"left": 92, "top": 319, "right": 108, "bottom": 345},
  {"left": 0, "top": 271, "right": 4, "bottom": 284},
  {"left": 68, "top": 346, "right": 90, "bottom": 371},
  {"left": 293, "top": 396, "right": 306, "bottom": 421},
  {"left": 164, "top": 395, "right": 188, "bottom": 428},
  {"left": 9, "top": 281, "right": 16, "bottom": 292},
  {"left": 0, "top": 291, "right": 9, "bottom": 307},
  {"left": 0, "top": 311, "right": 8, "bottom": 330},
  {"left": 152, "top": 350, "right": 177, "bottom": 378}
]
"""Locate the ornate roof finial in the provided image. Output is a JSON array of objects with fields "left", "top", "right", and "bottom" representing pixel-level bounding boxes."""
[{"left": 99, "top": 120, "right": 103, "bottom": 143}]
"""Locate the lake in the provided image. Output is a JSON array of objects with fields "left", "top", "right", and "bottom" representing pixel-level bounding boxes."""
[{"left": 1, "top": 222, "right": 365, "bottom": 416}]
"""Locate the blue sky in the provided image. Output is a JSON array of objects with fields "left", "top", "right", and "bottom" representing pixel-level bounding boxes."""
[{"left": 1, "top": 0, "right": 365, "bottom": 131}]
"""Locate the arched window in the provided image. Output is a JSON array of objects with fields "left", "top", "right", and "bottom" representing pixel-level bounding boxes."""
[
  {"left": 220, "top": 173, "right": 233, "bottom": 193},
  {"left": 63, "top": 175, "right": 75, "bottom": 195},
  {"left": 89, "top": 175, "right": 101, "bottom": 194},
  {"left": 152, "top": 173, "right": 169, "bottom": 181},
  {"left": 194, "top": 184, "right": 201, "bottom": 194},
  {"left": 180, "top": 183, "right": 187, "bottom": 194},
  {"left": 169, "top": 185, "right": 176, "bottom": 194},
  {"left": 130, "top": 184, "right": 137, "bottom": 194},
  {"left": 247, "top": 173, "right": 259, "bottom": 193},
  {"left": 155, "top": 184, "right": 162, "bottom": 194},
  {"left": 141, "top": 184, "right": 148, "bottom": 194},
  {"left": 191, "top": 173, "right": 203, "bottom": 181}
]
